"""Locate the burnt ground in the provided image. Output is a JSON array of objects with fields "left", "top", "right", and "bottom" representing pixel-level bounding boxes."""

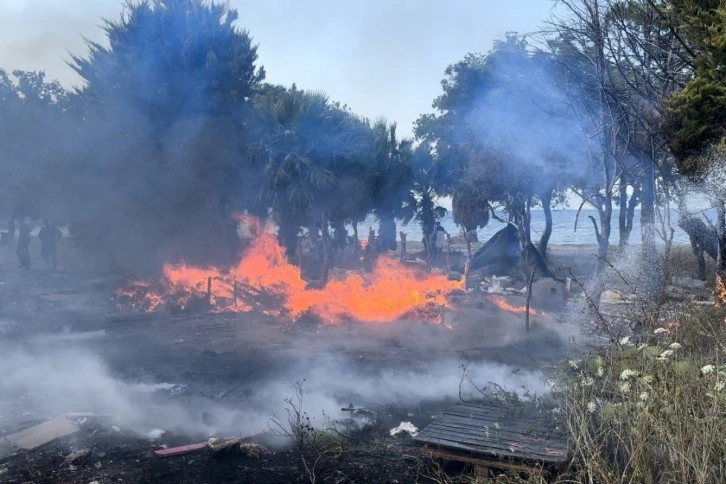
[{"left": 0, "top": 239, "right": 587, "bottom": 483}]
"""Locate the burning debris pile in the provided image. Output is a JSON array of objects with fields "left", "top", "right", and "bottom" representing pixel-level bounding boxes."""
[{"left": 115, "top": 216, "right": 463, "bottom": 324}]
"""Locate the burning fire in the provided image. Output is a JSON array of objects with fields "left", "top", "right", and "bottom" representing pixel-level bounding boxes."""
[
  {"left": 716, "top": 273, "right": 726, "bottom": 308},
  {"left": 116, "top": 216, "right": 463, "bottom": 324},
  {"left": 488, "top": 295, "right": 537, "bottom": 315}
]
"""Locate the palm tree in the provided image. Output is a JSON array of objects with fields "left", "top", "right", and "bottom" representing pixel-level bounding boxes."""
[
  {"left": 256, "top": 88, "right": 370, "bottom": 278},
  {"left": 363, "top": 120, "right": 416, "bottom": 252}
]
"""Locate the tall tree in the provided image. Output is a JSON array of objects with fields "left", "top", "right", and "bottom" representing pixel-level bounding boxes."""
[
  {"left": 254, "top": 87, "right": 370, "bottom": 276},
  {"left": 416, "top": 37, "right": 584, "bottom": 276},
  {"left": 67, "top": 0, "right": 265, "bottom": 272},
  {"left": 661, "top": 0, "right": 726, "bottom": 289},
  {"left": 0, "top": 70, "right": 69, "bottom": 230},
  {"left": 364, "top": 120, "right": 415, "bottom": 252}
]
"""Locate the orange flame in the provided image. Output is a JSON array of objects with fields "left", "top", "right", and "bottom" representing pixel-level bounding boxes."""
[
  {"left": 116, "top": 216, "right": 463, "bottom": 324},
  {"left": 716, "top": 273, "right": 726, "bottom": 308},
  {"left": 488, "top": 295, "right": 537, "bottom": 315}
]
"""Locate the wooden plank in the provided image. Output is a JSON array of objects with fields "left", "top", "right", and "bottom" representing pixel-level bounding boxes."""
[
  {"left": 444, "top": 404, "right": 512, "bottom": 416},
  {"left": 5, "top": 417, "right": 79, "bottom": 451},
  {"left": 420, "top": 437, "right": 544, "bottom": 463},
  {"left": 426, "top": 416, "right": 547, "bottom": 438},
  {"left": 449, "top": 402, "right": 548, "bottom": 419},
  {"left": 441, "top": 411, "right": 547, "bottom": 431},
  {"left": 422, "top": 415, "right": 566, "bottom": 444},
  {"left": 418, "top": 424, "right": 568, "bottom": 457},
  {"left": 417, "top": 431, "right": 563, "bottom": 462},
  {"left": 430, "top": 416, "right": 541, "bottom": 434},
  {"left": 154, "top": 442, "right": 208, "bottom": 457},
  {"left": 444, "top": 406, "right": 538, "bottom": 423},
  {"left": 419, "top": 425, "right": 566, "bottom": 452},
  {"left": 419, "top": 426, "right": 567, "bottom": 449},
  {"left": 421, "top": 446, "right": 547, "bottom": 474},
  {"left": 420, "top": 429, "right": 564, "bottom": 455},
  {"left": 415, "top": 401, "right": 569, "bottom": 465},
  {"left": 417, "top": 434, "right": 566, "bottom": 463}
]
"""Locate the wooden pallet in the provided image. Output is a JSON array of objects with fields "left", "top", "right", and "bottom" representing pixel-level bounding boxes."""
[{"left": 414, "top": 401, "right": 568, "bottom": 474}]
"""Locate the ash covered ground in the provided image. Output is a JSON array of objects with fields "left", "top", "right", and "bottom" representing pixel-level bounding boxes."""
[{"left": 0, "top": 239, "right": 588, "bottom": 483}]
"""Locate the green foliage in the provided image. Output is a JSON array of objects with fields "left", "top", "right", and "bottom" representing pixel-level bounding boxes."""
[
  {"left": 664, "top": 77, "right": 726, "bottom": 176},
  {"left": 663, "top": 2, "right": 726, "bottom": 177},
  {"left": 252, "top": 87, "right": 374, "bottom": 254}
]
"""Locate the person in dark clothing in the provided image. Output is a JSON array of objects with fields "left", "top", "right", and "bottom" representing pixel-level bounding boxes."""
[
  {"left": 38, "top": 220, "right": 62, "bottom": 271},
  {"left": 16, "top": 220, "right": 32, "bottom": 270}
]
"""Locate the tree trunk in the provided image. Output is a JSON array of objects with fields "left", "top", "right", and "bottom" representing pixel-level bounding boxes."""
[
  {"left": 626, "top": 185, "right": 639, "bottom": 245},
  {"left": 618, "top": 178, "right": 628, "bottom": 251},
  {"left": 378, "top": 214, "right": 397, "bottom": 251},
  {"left": 514, "top": 197, "right": 535, "bottom": 282},
  {"left": 320, "top": 213, "right": 329, "bottom": 284},
  {"left": 640, "top": 158, "right": 659, "bottom": 299},
  {"left": 278, "top": 218, "right": 300, "bottom": 263},
  {"left": 538, "top": 190, "right": 553, "bottom": 260},
  {"left": 587, "top": 193, "right": 612, "bottom": 311},
  {"left": 464, "top": 230, "right": 473, "bottom": 289},
  {"left": 419, "top": 190, "right": 436, "bottom": 248},
  {"left": 618, "top": 179, "right": 640, "bottom": 254}
]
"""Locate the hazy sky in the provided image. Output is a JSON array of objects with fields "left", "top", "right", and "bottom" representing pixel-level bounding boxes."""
[{"left": 0, "top": 0, "right": 555, "bottom": 136}]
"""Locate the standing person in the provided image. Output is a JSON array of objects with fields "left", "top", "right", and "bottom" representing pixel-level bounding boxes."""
[
  {"left": 16, "top": 219, "right": 32, "bottom": 270},
  {"left": 38, "top": 220, "right": 62, "bottom": 271},
  {"left": 432, "top": 221, "right": 448, "bottom": 254}
]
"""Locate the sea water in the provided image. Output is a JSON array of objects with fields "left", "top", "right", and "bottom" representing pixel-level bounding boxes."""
[{"left": 350, "top": 209, "right": 697, "bottom": 246}]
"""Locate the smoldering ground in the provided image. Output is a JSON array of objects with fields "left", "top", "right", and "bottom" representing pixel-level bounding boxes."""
[{"left": 0, "top": 305, "right": 574, "bottom": 447}]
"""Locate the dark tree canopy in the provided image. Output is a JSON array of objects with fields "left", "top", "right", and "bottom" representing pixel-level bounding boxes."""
[
  {"left": 662, "top": 0, "right": 726, "bottom": 177},
  {"left": 416, "top": 37, "right": 588, "bottom": 225},
  {"left": 0, "top": 70, "right": 69, "bottom": 224},
  {"left": 67, "top": 0, "right": 265, "bottom": 271}
]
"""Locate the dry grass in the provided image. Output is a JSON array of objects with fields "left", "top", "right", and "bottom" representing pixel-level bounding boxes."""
[{"left": 561, "top": 288, "right": 726, "bottom": 483}]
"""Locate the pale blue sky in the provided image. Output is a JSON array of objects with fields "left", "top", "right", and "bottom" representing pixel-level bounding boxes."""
[{"left": 0, "top": 0, "right": 555, "bottom": 136}]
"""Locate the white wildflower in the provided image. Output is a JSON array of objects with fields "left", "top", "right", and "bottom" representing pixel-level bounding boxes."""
[
  {"left": 595, "top": 363, "right": 604, "bottom": 378},
  {"left": 586, "top": 401, "right": 596, "bottom": 414},
  {"left": 568, "top": 360, "right": 581, "bottom": 369},
  {"left": 544, "top": 379, "right": 556, "bottom": 390},
  {"left": 716, "top": 382, "right": 725, "bottom": 392},
  {"left": 669, "top": 342, "right": 682, "bottom": 350},
  {"left": 701, "top": 365, "right": 715, "bottom": 375},
  {"left": 659, "top": 349, "right": 674, "bottom": 359},
  {"left": 640, "top": 375, "right": 654, "bottom": 384},
  {"left": 639, "top": 392, "right": 648, "bottom": 402},
  {"left": 619, "top": 382, "right": 631, "bottom": 394},
  {"left": 620, "top": 369, "right": 637, "bottom": 381},
  {"left": 581, "top": 376, "right": 594, "bottom": 387},
  {"left": 654, "top": 327, "right": 668, "bottom": 335},
  {"left": 619, "top": 336, "right": 630, "bottom": 346}
]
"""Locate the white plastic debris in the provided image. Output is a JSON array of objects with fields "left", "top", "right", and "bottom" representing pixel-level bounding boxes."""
[{"left": 389, "top": 421, "right": 419, "bottom": 438}]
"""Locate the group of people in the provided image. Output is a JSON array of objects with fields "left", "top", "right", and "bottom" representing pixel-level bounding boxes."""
[{"left": 16, "top": 220, "right": 62, "bottom": 271}]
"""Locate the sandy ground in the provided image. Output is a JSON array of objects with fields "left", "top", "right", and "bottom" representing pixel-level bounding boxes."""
[{"left": 0, "top": 235, "right": 633, "bottom": 482}]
